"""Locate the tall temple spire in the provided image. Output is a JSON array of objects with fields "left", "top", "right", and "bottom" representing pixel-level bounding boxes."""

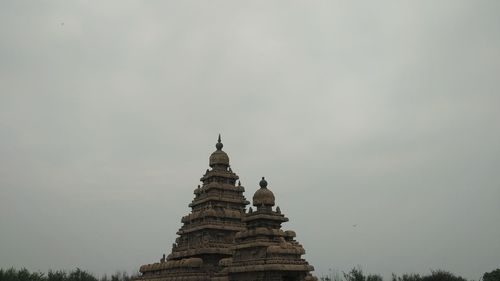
[
  {"left": 139, "top": 136, "right": 248, "bottom": 281},
  {"left": 210, "top": 134, "right": 229, "bottom": 168},
  {"left": 216, "top": 134, "right": 223, "bottom": 150}
]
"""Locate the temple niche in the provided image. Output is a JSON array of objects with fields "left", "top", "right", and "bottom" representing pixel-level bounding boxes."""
[{"left": 136, "top": 136, "right": 317, "bottom": 281}]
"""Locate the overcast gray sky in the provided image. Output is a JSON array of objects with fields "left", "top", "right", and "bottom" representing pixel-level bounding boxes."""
[{"left": 1, "top": 1, "right": 499, "bottom": 280}]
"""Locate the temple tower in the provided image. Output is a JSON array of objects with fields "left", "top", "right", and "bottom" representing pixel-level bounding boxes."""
[
  {"left": 138, "top": 135, "right": 249, "bottom": 280},
  {"left": 136, "top": 137, "right": 317, "bottom": 281},
  {"left": 216, "top": 178, "right": 317, "bottom": 281}
]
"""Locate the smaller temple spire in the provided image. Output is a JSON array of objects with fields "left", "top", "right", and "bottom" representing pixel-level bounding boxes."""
[
  {"left": 253, "top": 177, "right": 275, "bottom": 208},
  {"left": 216, "top": 134, "right": 223, "bottom": 150}
]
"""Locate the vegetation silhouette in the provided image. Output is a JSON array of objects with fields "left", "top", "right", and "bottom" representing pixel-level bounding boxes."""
[
  {"left": 483, "top": 269, "right": 500, "bottom": 281},
  {"left": 1, "top": 267, "right": 499, "bottom": 281},
  {"left": 0, "top": 268, "right": 137, "bottom": 281},
  {"left": 318, "top": 267, "right": 500, "bottom": 281}
]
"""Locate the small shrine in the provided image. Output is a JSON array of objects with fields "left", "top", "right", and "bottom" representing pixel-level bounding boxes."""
[{"left": 136, "top": 136, "right": 317, "bottom": 281}]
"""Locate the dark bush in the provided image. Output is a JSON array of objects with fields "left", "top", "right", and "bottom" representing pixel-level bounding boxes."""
[
  {"left": 420, "top": 270, "right": 467, "bottom": 281},
  {"left": 483, "top": 269, "right": 500, "bottom": 281}
]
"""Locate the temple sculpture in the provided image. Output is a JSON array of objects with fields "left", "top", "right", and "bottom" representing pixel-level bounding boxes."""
[{"left": 136, "top": 136, "right": 317, "bottom": 281}]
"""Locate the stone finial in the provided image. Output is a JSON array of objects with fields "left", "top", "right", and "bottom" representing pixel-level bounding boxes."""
[
  {"left": 276, "top": 206, "right": 281, "bottom": 214},
  {"left": 216, "top": 134, "right": 223, "bottom": 150},
  {"left": 259, "top": 177, "right": 268, "bottom": 188}
]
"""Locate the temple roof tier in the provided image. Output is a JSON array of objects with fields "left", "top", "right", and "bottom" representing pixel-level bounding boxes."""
[
  {"left": 168, "top": 247, "right": 233, "bottom": 259},
  {"left": 177, "top": 223, "right": 245, "bottom": 235},
  {"left": 234, "top": 227, "right": 289, "bottom": 239},
  {"left": 231, "top": 240, "right": 304, "bottom": 251},
  {"left": 140, "top": 258, "right": 203, "bottom": 273},
  {"left": 195, "top": 182, "right": 245, "bottom": 194},
  {"left": 242, "top": 212, "right": 289, "bottom": 223},
  {"left": 181, "top": 208, "right": 243, "bottom": 223},
  {"left": 189, "top": 195, "right": 249, "bottom": 208},
  {"left": 227, "top": 263, "right": 314, "bottom": 273},
  {"left": 200, "top": 170, "right": 239, "bottom": 182}
]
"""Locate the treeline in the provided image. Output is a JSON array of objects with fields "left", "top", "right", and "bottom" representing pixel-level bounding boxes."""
[
  {"left": 0, "top": 268, "right": 138, "bottom": 281},
  {"left": 320, "top": 267, "right": 500, "bottom": 281},
  {"left": 1, "top": 267, "right": 499, "bottom": 281}
]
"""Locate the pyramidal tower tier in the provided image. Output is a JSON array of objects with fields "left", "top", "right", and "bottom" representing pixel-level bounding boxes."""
[
  {"left": 139, "top": 136, "right": 249, "bottom": 280},
  {"left": 137, "top": 136, "right": 317, "bottom": 281},
  {"left": 214, "top": 177, "right": 316, "bottom": 281}
]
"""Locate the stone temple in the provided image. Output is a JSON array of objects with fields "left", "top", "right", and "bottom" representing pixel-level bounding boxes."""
[{"left": 137, "top": 136, "right": 317, "bottom": 281}]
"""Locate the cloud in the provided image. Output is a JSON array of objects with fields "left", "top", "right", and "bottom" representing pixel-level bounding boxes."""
[{"left": 1, "top": 1, "right": 499, "bottom": 279}]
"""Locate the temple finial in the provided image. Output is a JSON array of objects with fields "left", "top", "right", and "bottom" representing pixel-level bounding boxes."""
[
  {"left": 216, "top": 134, "right": 223, "bottom": 150},
  {"left": 259, "top": 177, "right": 268, "bottom": 188}
]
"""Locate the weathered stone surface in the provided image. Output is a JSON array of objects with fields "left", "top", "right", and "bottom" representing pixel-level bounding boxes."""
[{"left": 136, "top": 136, "right": 317, "bottom": 281}]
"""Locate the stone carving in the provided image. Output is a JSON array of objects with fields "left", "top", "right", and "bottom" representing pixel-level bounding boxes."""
[{"left": 136, "top": 136, "right": 317, "bottom": 281}]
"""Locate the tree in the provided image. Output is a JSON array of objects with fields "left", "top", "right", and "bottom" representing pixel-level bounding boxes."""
[
  {"left": 367, "top": 274, "right": 383, "bottom": 281},
  {"left": 343, "top": 267, "right": 365, "bottom": 281},
  {"left": 421, "top": 270, "right": 467, "bottom": 281},
  {"left": 392, "top": 273, "right": 422, "bottom": 281},
  {"left": 0, "top": 268, "right": 44, "bottom": 281},
  {"left": 483, "top": 269, "right": 500, "bottom": 281},
  {"left": 67, "top": 268, "right": 98, "bottom": 281},
  {"left": 47, "top": 270, "right": 67, "bottom": 281}
]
